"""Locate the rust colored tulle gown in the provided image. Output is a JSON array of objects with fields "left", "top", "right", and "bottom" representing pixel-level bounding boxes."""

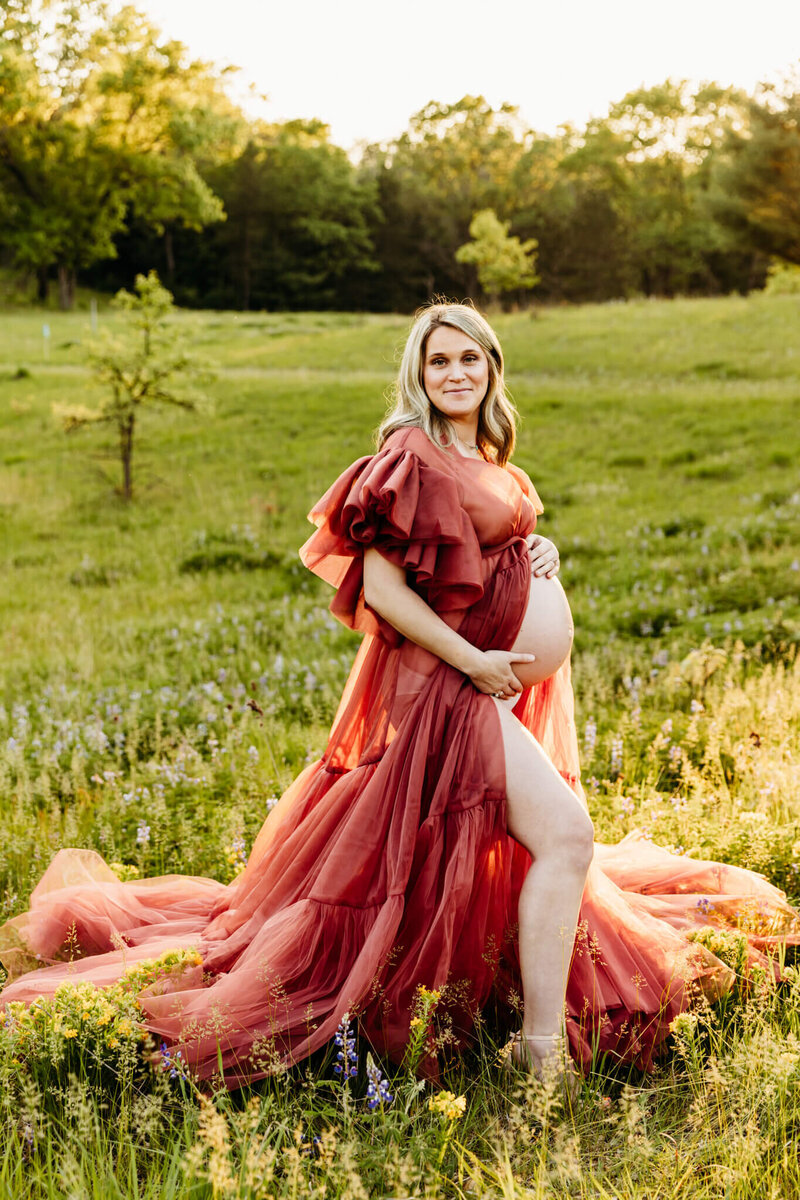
[{"left": 2, "top": 426, "right": 799, "bottom": 1084}]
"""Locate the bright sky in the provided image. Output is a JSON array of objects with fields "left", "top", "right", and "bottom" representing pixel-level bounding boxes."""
[{"left": 138, "top": 0, "right": 800, "bottom": 150}]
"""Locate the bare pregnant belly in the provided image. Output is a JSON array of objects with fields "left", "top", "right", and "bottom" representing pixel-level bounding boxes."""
[{"left": 503, "top": 574, "right": 574, "bottom": 694}]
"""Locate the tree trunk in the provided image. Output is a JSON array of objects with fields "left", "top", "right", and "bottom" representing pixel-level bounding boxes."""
[
  {"left": 164, "top": 228, "right": 175, "bottom": 283},
  {"left": 36, "top": 267, "right": 49, "bottom": 304},
  {"left": 119, "top": 414, "right": 134, "bottom": 501},
  {"left": 57, "top": 265, "right": 76, "bottom": 310}
]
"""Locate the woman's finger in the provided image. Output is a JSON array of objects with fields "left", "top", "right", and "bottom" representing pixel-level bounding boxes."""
[{"left": 532, "top": 555, "right": 558, "bottom": 576}]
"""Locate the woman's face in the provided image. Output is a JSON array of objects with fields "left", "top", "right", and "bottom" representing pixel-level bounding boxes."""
[{"left": 422, "top": 325, "right": 489, "bottom": 428}]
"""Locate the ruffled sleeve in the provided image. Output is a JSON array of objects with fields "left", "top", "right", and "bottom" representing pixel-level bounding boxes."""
[{"left": 299, "top": 433, "right": 485, "bottom": 642}]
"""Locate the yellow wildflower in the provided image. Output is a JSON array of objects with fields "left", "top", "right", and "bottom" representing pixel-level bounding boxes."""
[
  {"left": 117, "top": 1019, "right": 132, "bottom": 1036},
  {"left": 107, "top": 1037, "right": 119, "bottom": 1049},
  {"left": 409, "top": 1017, "right": 425, "bottom": 1030},
  {"left": 63, "top": 1028, "right": 78, "bottom": 1039},
  {"left": 428, "top": 1091, "right": 466, "bottom": 1121}
]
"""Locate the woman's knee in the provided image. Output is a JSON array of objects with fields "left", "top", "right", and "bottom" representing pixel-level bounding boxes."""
[
  {"left": 508, "top": 776, "right": 594, "bottom": 870},
  {"left": 546, "top": 806, "right": 595, "bottom": 873}
]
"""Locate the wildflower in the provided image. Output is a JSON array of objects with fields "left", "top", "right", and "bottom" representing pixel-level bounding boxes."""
[
  {"left": 225, "top": 836, "right": 249, "bottom": 877},
  {"left": 428, "top": 1091, "right": 466, "bottom": 1121},
  {"left": 610, "top": 733, "right": 624, "bottom": 776},
  {"left": 696, "top": 897, "right": 714, "bottom": 916},
  {"left": 136, "top": 820, "right": 151, "bottom": 847},
  {"left": 365, "top": 1053, "right": 394, "bottom": 1109},
  {"left": 690, "top": 699, "right": 704, "bottom": 714},
  {"left": 583, "top": 718, "right": 597, "bottom": 756},
  {"left": 160, "top": 1041, "right": 184, "bottom": 1079},
  {"left": 300, "top": 1134, "right": 322, "bottom": 1157},
  {"left": 669, "top": 1011, "right": 699, "bottom": 1037},
  {"left": 63, "top": 1028, "right": 78, "bottom": 1039},
  {"left": 333, "top": 1013, "right": 358, "bottom": 1080},
  {"left": 409, "top": 1016, "right": 425, "bottom": 1030}
]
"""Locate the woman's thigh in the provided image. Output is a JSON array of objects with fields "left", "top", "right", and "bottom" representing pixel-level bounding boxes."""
[{"left": 492, "top": 699, "right": 593, "bottom": 858}]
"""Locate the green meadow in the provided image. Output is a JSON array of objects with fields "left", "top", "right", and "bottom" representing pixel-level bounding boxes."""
[{"left": 1, "top": 293, "right": 800, "bottom": 1197}]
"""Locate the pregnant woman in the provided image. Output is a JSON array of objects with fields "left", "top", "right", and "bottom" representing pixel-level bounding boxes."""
[{"left": 1, "top": 302, "right": 798, "bottom": 1090}]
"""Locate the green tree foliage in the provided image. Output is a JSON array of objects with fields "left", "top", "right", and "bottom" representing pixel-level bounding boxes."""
[
  {"left": 0, "top": 3, "right": 793, "bottom": 314},
  {"left": 54, "top": 271, "right": 210, "bottom": 499},
  {"left": 711, "top": 73, "right": 800, "bottom": 266},
  {"left": 510, "top": 81, "right": 756, "bottom": 303},
  {"left": 359, "top": 96, "right": 531, "bottom": 306},
  {"left": 0, "top": 1, "right": 238, "bottom": 307},
  {"left": 764, "top": 258, "right": 800, "bottom": 293},
  {"left": 455, "top": 209, "right": 538, "bottom": 304},
  {"left": 93, "top": 118, "right": 380, "bottom": 311},
  {"left": 205, "top": 121, "right": 379, "bottom": 310}
]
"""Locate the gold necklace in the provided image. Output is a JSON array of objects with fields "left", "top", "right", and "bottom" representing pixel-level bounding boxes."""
[{"left": 455, "top": 434, "right": 479, "bottom": 454}]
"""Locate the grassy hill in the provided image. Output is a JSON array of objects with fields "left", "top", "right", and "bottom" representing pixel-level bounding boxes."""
[{"left": 2, "top": 295, "right": 798, "bottom": 681}]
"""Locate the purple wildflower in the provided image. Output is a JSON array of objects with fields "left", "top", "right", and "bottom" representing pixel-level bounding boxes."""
[
  {"left": 160, "top": 1040, "right": 183, "bottom": 1080},
  {"left": 333, "top": 1012, "right": 358, "bottom": 1080},
  {"left": 366, "top": 1054, "right": 393, "bottom": 1109}
]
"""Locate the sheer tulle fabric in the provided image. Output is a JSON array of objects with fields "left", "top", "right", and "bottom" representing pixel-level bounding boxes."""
[{"left": 2, "top": 428, "right": 798, "bottom": 1083}]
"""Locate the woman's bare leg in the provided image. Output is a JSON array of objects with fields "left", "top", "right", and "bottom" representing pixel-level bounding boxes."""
[{"left": 493, "top": 699, "right": 593, "bottom": 1045}]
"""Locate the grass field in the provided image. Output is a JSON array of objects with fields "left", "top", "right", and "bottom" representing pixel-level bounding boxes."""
[{"left": 1, "top": 294, "right": 799, "bottom": 1197}]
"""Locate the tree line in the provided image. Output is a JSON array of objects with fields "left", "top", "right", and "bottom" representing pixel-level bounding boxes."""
[{"left": 2, "top": 1, "right": 799, "bottom": 311}]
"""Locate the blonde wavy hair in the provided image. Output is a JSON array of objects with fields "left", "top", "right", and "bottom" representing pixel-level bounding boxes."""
[{"left": 377, "top": 302, "right": 518, "bottom": 465}]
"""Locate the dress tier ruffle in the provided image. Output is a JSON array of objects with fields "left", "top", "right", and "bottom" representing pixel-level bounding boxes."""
[{"left": 1, "top": 427, "right": 799, "bottom": 1083}]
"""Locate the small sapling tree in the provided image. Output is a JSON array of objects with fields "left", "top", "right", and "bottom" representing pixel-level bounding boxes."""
[
  {"left": 55, "top": 271, "right": 211, "bottom": 500},
  {"left": 456, "top": 209, "right": 539, "bottom": 306}
]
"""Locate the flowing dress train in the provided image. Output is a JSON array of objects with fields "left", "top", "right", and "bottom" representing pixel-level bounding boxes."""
[{"left": 1, "top": 426, "right": 798, "bottom": 1083}]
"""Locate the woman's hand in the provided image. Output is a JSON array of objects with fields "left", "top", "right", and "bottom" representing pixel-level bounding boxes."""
[
  {"left": 526, "top": 534, "right": 560, "bottom": 578},
  {"left": 467, "top": 649, "right": 536, "bottom": 699}
]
